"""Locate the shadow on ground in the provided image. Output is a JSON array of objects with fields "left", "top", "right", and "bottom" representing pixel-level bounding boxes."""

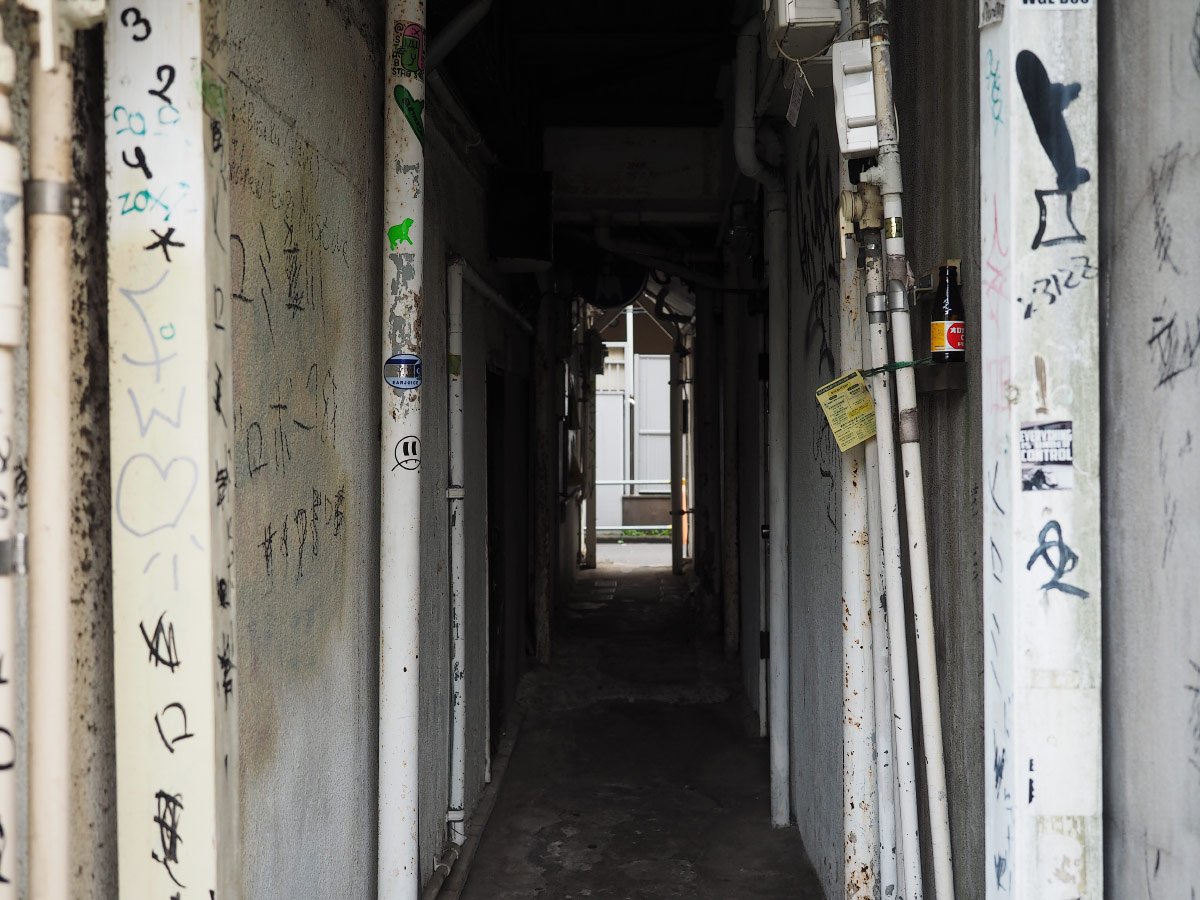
[{"left": 460, "top": 555, "right": 824, "bottom": 900}]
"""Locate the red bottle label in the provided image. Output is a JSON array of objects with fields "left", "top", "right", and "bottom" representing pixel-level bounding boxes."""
[{"left": 946, "top": 321, "right": 964, "bottom": 350}]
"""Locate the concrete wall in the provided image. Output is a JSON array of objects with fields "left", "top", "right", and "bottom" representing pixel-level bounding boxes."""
[
  {"left": 786, "top": 97, "right": 849, "bottom": 900},
  {"left": 226, "top": 2, "right": 382, "bottom": 895},
  {"left": 1099, "top": 1, "right": 1200, "bottom": 895},
  {"left": 890, "top": 3, "right": 986, "bottom": 895}
]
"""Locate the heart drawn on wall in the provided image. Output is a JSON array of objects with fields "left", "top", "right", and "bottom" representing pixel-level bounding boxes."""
[{"left": 116, "top": 454, "right": 199, "bottom": 537}]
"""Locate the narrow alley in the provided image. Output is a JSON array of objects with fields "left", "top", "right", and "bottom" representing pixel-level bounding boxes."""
[
  {"left": 0, "top": 1, "right": 1194, "bottom": 900},
  {"left": 460, "top": 544, "right": 821, "bottom": 900}
]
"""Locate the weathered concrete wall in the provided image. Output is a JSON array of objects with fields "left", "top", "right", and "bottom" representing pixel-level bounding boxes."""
[
  {"left": 890, "top": 2, "right": 986, "bottom": 895},
  {"left": 786, "top": 98, "right": 847, "bottom": 900},
  {"left": 227, "top": 2, "right": 382, "bottom": 895},
  {"left": 1099, "top": 1, "right": 1200, "bottom": 895}
]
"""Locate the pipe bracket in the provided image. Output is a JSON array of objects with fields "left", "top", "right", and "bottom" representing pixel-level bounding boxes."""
[
  {"left": 25, "top": 179, "right": 72, "bottom": 216},
  {"left": 0, "top": 534, "right": 27, "bottom": 576}
]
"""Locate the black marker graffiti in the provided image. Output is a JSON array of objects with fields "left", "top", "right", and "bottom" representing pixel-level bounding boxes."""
[
  {"left": 120, "top": 6, "right": 151, "bottom": 41},
  {"left": 217, "top": 633, "right": 235, "bottom": 709},
  {"left": 1148, "top": 310, "right": 1200, "bottom": 388},
  {"left": 149, "top": 64, "right": 176, "bottom": 106},
  {"left": 152, "top": 790, "right": 185, "bottom": 887},
  {"left": 154, "top": 702, "right": 194, "bottom": 753},
  {"left": 1025, "top": 519, "right": 1089, "bottom": 598},
  {"left": 140, "top": 613, "right": 181, "bottom": 671},
  {"left": 1015, "top": 50, "right": 1089, "bottom": 249},
  {"left": 145, "top": 227, "right": 185, "bottom": 262}
]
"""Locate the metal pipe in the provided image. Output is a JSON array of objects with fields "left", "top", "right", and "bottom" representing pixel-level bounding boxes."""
[
  {"left": 584, "top": 330, "right": 597, "bottom": 569},
  {"left": 736, "top": 14, "right": 790, "bottom": 826},
  {"left": 380, "top": 1, "right": 426, "bottom": 895},
  {"left": 27, "top": 36, "right": 74, "bottom": 900},
  {"left": 446, "top": 261, "right": 468, "bottom": 845},
  {"left": 720, "top": 261, "right": 741, "bottom": 659},
  {"left": 860, "top": 6, "right": 955, "bottom": 895},
  {"left": 864, "top": 255, "right": 923, "bottom": 900},
  {"left": 864, "top": 302, "right": 899, "bottom": 900},
  {"left": 0, "top": 18, "right": 20, "bottom": 898},
  {"left": 669, "top": 342, "right": 684, "bottom": 575},
  {"left": 841, "top": 221, "right": 877, "bottom": 900}
]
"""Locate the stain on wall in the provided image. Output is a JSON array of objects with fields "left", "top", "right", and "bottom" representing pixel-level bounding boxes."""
[
  {"left": 1100, "top": 2, "right": 1200, "bottom": 896},
  {"left": 227, "top": 1, "right": 382, "bottom": 895}
]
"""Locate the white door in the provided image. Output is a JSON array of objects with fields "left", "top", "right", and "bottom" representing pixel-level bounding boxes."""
[
  {"left": 595, "top": 391, "right": 626, "bottom": 530},
  {"left": 635, "top": 354, "right": 670, "bottom": 494}
]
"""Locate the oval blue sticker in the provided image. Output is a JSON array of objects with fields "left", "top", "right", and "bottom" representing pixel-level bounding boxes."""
[{"left": 384, "top": 353, "right": 422, "bottom": 390}]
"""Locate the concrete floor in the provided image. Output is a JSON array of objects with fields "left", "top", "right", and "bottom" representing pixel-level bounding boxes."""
[{"left": 459, "top": 561, "right": 823, "bottom": 900}]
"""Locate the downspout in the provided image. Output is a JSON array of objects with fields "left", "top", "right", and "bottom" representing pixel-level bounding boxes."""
[
  {"left": 446, "top": 260, "right": 468, "bottom": 846},
  {"left": 380, "top": 0, "right": 426, "bottom": 896},
  {"left": 720, "top": 249, "right": 740, "bottom": 659},
  {"left": 25, "top": 10, "right": 79, "bottom": 897},
  {"left": 0, "top": 19, "right": 21, "bottom": 899},
  {"left": 859, "top": 5, "right": 955, "bottom": 898},
  {"left": 669, "top": 333, "right": 684, "bottom": 575},
  {"left": 735, "top": 15, "right": 790, "bottom": 827},
  {"left": 861, "top": 231, "right": 924, "bottom": 900}
]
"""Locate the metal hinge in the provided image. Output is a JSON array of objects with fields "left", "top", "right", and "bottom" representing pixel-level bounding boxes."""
[
  {"left": 0, "top": 535, "right": 27, "bottom": 576},
  {"left": 760, "top": 630, "right": 770, "bottom": 660}
]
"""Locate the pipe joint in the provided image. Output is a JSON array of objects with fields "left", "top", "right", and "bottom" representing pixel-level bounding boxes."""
[
  {"left": 24, "top": 178, "right": 72, "bottom": 217},
  {"left": 886, "top": 279, "right": 908, "bottom": 312},
  {"left": 866, "top": 290, "right": 888, "bottom": 323}
]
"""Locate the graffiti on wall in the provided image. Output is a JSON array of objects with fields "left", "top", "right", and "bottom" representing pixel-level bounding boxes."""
[{"left": 1015, "top": 50, "right": 1089, "bottom": 249}]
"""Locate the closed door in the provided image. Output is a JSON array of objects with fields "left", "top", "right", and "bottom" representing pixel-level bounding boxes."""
[{"left": 634, "top": 354, "right": 670, "bottom": 494}]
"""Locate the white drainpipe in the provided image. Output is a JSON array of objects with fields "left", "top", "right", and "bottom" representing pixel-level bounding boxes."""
[
  {"left": 735, "top": 15, "right": 790, "bottom": 827},
  {"left": 861, "top": 226, "right": 924, "bottom": 900},
  {"left": 859, "top": 5, "right": 955, "bottom": 897},
  {"left": 446, "top": 260, "right": 468, "bottom": 846},
  {"left": 380, "top": 0, "right": 426, "bottom": 896},
  {"left": 0, "top": 19, "right": 20, "bottom": 898},
  {"left": 25, "top": 12, "right": 79, "bottom": 896},
  {"left": 669, "top": 339, "right": 684, "bottom": 575}
]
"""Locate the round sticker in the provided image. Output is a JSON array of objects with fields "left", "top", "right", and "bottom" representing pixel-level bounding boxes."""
[{"left": 384, "top": 353, "right": 422, "bottom": 390}]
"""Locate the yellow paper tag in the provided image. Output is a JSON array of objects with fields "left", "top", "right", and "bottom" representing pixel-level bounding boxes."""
[{"left": 815, "top": 370, "right": 877, "bottom": 452}]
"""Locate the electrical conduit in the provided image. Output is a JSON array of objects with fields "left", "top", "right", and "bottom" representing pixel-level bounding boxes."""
[
  {"left": 446, "top": 260, "right": 468, "bottom": 845},
  {"left": 0, "top": 19, "right": 20, "bottom": 898},
  {"left": 859, "top": 5, "right": 955, "bottom": 897},
  {"left": 380, "top": 1, "right": 426, "bottom": 896},
  {"left": 26, "top": 22, "right": 75, "bottom": 899},
  {"left": 735, "top": 15, "right": 791, "bottom": 827},
  {"left": 863, "top": 236, "right": 923, "bottom": 900}
]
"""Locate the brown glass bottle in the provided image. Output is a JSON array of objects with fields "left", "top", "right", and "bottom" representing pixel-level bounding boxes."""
[{"left": 930, "top": 264, "right": 964, "bottom": 363}]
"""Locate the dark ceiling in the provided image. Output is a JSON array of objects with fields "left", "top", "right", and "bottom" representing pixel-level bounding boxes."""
[{"left": 434, "top": 0, "right": 749, "bottom": 166}]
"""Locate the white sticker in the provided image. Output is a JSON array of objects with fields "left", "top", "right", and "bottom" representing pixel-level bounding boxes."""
[
  {"left": 1017, "top": 0, "right": 1093, "bottom": 9},
  {"left": 979, "top": 0, "right": 1005, "bottom": 26},
  {"left": 384, "top": 353, "right": 422, "bottom": 390},
  {"left": 1020, "top": 420, "right": 1073, "bottom": 491}
]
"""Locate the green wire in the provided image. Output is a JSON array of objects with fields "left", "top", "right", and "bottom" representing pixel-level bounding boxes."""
[{"left": 859, "top": 356, "right": 935, "bottom": 378}]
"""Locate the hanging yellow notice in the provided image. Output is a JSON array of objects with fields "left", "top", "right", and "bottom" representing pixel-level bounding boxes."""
[{"left": 815, "top": 370, "right": 877, "bottom": 452}]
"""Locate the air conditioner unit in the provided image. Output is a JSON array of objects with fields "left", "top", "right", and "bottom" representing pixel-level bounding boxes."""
[{"left": 764, "top": 0, "right": 841, "bottom": 61}]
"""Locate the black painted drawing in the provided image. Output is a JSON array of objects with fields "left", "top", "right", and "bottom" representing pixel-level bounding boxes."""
[{"left": 1015, "top": 50, "right": 1089, "bottom": 249}]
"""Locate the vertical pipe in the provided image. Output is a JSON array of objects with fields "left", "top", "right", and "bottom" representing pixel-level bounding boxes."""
[
  {"left": 669, "top": 342, "right": 683, "bottom": 575},
  {"left": 864, "top": 293, "right": 900, "bottom": 900},
  {"left": 583, "top": 328, "right": 597, "bottom": 569},
  {"left": 720, "top": 262, "right": 740, "bottom": 658},
  {"left": 624, "top": 304, "right": 634, "bottom": 524},
  {"left": 531, "top": 280, "right": 554, "bottom": 665},
  {"left": 27, "top": 47, "right": 73, "bottom": 900},
  {"left": 863, "top": 243, "right": 923, "bottom": 900},
  {"left": 764, "top": 190, "right": 790, "bottom": 826},
  {"left": 380, "top": 2, "right": 426, "bottom": 896},
  {"left": 446, "top": 261, "right": 467, "bottom": 844},
  {"left": 0, "top": 20, "right": 20, "bottom": 897},
  {"left": 863, "top": 6, "right": 955, "bottom": 894},
  {"left": 841, "top": 223, "right": 876, "bottom": 900}
]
